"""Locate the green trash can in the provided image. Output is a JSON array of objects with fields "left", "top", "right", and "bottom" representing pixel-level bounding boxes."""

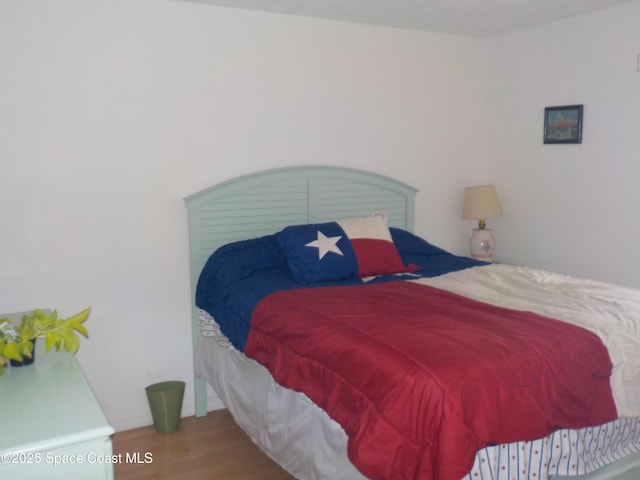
[{"left": 145, "top": 380, "right": 185, "bottom": 433}]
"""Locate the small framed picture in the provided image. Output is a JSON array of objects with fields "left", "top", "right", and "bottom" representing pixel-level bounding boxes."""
[{"left": 543, "top": 104, "right": 583, "bottom": 144}]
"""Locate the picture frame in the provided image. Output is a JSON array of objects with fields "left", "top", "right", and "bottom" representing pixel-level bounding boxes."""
[{"left": 543, "top": 104, "right": 583, "bottom": 144}]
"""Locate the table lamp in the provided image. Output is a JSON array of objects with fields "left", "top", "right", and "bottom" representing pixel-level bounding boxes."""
[{"left": 462, "top": 184, "right": 502, "bottom": 261}]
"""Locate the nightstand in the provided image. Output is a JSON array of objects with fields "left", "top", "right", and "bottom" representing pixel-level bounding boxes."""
[{"left": 0, "top": 311, "right": 114, "bottom": 480}]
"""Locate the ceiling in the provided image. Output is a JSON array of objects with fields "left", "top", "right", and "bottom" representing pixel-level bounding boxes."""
[{"left": 180, "top": 0, "right": 637, "bottom": 37}]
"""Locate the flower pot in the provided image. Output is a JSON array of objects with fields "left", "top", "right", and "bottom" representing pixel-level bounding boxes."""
[{"left": 10, "top": 339, "right": 36, "bottom": 367}]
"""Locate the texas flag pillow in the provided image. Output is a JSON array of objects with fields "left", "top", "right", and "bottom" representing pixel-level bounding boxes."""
[{"left": 276, "top": 215, "right": 420, "bottom": 283}]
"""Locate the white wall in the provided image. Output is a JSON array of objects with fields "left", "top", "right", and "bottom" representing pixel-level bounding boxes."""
[
  {"left": 3, "top": 0, "right": 636, "bottom": 433},
  {"left": 487, "top": 2, "right": 640, "bottom": 287},
  {"left": 0, "top": 0, "right": 490, "bottom": 430}
]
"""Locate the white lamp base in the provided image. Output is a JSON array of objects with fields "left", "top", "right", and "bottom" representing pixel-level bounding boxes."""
[{"left": 469, "top": 228, "right": 495, "bottom": 262}]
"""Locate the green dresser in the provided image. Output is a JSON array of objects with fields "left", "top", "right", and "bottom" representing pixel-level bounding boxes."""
[{"left": 0, "top": 312, "right": 114, "bottom": 480}]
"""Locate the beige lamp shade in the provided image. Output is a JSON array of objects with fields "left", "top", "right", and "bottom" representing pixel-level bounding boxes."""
[{"left": 462, "top": 185, "right": 502, "bottom": 227}]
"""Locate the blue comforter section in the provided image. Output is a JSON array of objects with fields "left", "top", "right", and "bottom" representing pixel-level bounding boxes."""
[{"left": 195, "top": 228, "right": 486, "bottom": 351}]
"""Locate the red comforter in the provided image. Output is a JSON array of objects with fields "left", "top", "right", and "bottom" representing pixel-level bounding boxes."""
[{"left": 245, "top": 281, "right": 616, "bottom": 480}]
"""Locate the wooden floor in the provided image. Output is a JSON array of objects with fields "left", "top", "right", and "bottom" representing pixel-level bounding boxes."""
[{"left": 112, "top": 409, "right": 296, "bottom": 480}]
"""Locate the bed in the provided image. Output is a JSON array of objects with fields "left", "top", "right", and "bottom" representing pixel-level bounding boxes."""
[{"left": 185, "top": 166, "right": 640, "bottom": 480}]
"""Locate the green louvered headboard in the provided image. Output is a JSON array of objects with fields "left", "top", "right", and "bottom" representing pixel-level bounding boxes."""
[{"left": 184, "top": 166, "right": 417, "bottom": 416}]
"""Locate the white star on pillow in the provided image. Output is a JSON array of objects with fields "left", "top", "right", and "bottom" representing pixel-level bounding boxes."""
[{"left": 305, "top": 231, "right": 343, "bottom": 259}]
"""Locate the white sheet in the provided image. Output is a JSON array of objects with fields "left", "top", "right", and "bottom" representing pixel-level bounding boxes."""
[{"left": 416, "top": 264, "right": 640, "bottom": 418}]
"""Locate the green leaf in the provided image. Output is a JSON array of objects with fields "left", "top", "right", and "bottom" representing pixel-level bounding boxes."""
[
  {"left": 63, "top": 332, "right": 80, "bottom": 354},
  {"left": 45, "top": 331, "right": 57, "bottom": 352},
  {"left": 2, "top": 342, "right": 22, "bottom": 361},
  {"left": 19, "top": 340, "right": 34, "bottom": 358},
  {"left": 66, "top": 308, "right": 90, "bottom": 325},
  {"left": 70, "top": 323, "right": 89, "bottom": 338}
]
